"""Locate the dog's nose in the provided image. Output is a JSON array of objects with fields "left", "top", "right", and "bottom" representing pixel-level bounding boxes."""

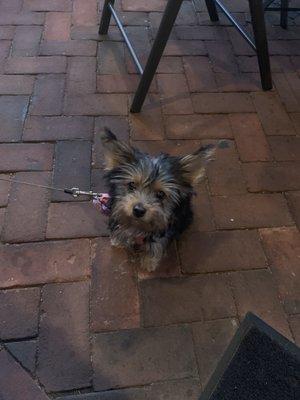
[{"left": 133, "top": 203, "right": 146, "bottom": 218}]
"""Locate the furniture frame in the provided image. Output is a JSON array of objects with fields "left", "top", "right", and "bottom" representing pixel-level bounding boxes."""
[
  {"left": 264, "top": 0, "right": 300, "bottom": 29},
  {"left": 99, "top": 0, "right": 273, "bottom": 113}
]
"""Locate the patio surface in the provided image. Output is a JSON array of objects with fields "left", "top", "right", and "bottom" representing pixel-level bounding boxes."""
[{"left": 0, "top": 0, "right": 299, "bottom": 399}]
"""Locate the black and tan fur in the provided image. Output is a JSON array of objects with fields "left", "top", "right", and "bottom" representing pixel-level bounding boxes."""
[{"left": 101, "top": 128, "right": 215, "bottom": 271}]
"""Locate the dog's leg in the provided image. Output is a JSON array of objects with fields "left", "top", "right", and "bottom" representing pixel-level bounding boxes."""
[
  {"left": 141, "top": 238, "right": 168, "bottom": 272},
  {"left": 141, "top": 254, "right": 160, "bottom": 272},
  {"left": 110, "top": 237, "right": 124, "bottom": 248},
  {"left": 110, "top": 230, "right": 126, "bottom": 248}
]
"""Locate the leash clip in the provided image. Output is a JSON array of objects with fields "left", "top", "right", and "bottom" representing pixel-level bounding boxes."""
[
  {"left": 64, "top": 187, "right": 99, "bottom": 198},
  {"left": 64, "top": 187, "right": 111, "bottom": 216}
]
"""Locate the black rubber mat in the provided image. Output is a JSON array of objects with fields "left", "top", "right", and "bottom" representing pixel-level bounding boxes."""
[{"left": 200, "top": 313, "right": 300, "bottom": 400}]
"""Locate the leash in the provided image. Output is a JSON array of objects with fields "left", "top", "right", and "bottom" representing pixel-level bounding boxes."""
[
  {"left": 0, "top": 177, "right": 111, "bottom": 215},
  {"left": 0, "top": 177, "right": 173, "bottom": 247}
]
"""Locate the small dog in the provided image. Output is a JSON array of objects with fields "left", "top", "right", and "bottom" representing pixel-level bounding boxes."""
[{"left": 101, "top": 128, "right": 215, "bottom": 272}]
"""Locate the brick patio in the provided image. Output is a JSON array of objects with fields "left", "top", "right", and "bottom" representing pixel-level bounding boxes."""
[{"left": 0, "top": 0, "right": 299, "bottom": 398}]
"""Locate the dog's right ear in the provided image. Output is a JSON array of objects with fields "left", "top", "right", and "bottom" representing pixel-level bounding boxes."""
[
  {"left": 179, "top": 144, "right": 216, "bottom": 185},
  {"left": 101, "top": 128, "right": 135, "bottom": 170}
]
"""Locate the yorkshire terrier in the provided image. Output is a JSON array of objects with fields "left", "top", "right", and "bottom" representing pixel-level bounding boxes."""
[{"left": 101, "top": 128, "right": 215, "bottom": 272}]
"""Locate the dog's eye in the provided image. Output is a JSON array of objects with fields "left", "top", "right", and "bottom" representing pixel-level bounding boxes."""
[
  {"left": 156, "top": 191, "right": 166, "bottom": 200},
  {"left": 128, "top": 182, "right": 136, "bottom": 191}
]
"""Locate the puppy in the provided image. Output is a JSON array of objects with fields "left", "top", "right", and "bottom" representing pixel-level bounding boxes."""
[{"left": 101, "top": 128, "right": 215, "bottom": 272}]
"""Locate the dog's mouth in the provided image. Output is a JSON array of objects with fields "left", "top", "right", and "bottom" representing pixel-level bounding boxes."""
[
  {"left": 116, "top": 213, "right": 168, "bottom": 233},
  {"left": 131, "top": 217, "right": 167, "bottom": 232}
]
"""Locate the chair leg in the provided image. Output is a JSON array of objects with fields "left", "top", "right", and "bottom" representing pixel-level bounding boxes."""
[
  {"left": 130, "top": 0, "right": 184, "bottom": 113},
  {"left": 205, "top": 0, "right": 219, "bottom": 21},
  {"left": 248, "top": 0, "right": 272, "bottom": 90},
  {"left": 280, "top": 0, "right": 289, "bottom": 29},
  {"left": 99, "top": 0, "right": 115, "bottom": 34}
]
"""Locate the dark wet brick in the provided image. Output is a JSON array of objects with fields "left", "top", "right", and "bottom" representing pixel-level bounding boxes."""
[
  {"left": 46, "top": 202, "right": 108, "bottom": 239},
  {"left": 30, "top": 74, "right": 65, "bottom": 116},
  {"left": 141, "top": 274, "right": 235, "bottom": 326},
  {"left": 2, "top": 172, "right": 51, "bottom": 243},
  {"left": 93, "top": 325, "right": 198, "bottom": 390},
  {"left": 212, "top": 194, "right": 293, "bottom": 229},
  {"left": 0, "top": 143, "right": 53, "bottom": 172},
  {"left": 0, "top": 239, "right": 90, "bottom": 288},
  {"left": 229, "top": 269, "right": 292, "bottom": 339},
  {"left": 0, "top": 288, "right": 40, "bottom": 340},
  {"left": 57, "top": 378, "right": 201, "bottom": 400},
  {"left": 37, "top": 282, "right": 91, "bottom": 392},
  {"left": 192, "top": 319, "right": 238, "bottom": 386},
  {"left": 52, "top": 140, "right": 91, "bottom": 201},
  {"left": 5, "top": 340, "right": 37, "bottom": 374},
  {"left": 0, "top": 96, "right": 29, "bottom": 142},
  {"left": 91, "top": 239, "right": 140, "bottom": 332},
  {"left": 179, "top": 230, "right": 266, "bottom": 273},
  {"left": 23, "top": 116, "right": 94, "bottom": 141},
  {"left": 260, "top": 227, "right": 300, "bottom": 315},
  {"left": 0, "top": 349, "right": 49, "bottom": 400}
]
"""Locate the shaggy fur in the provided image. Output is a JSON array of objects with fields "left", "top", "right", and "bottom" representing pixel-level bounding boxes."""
[{"left": 101, "top": 128, "right": 215, "bottom": 271}]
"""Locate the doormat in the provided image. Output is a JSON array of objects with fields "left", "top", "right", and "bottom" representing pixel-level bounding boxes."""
[{"left": 200, "top": 313, "right": 300, "bottom": 400}]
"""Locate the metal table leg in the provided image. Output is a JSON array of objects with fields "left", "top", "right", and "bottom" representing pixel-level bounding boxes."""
[
  {"left": 100, "top": 0, "right": 272, "bottom": 112},
  {"left": 265, "top": 0, "right": 300, "bottom": 29},
  {"left": 280, "top": 0, "right": 289, "bottom": 29},
  {"left": 206, "top": 0, "right": 272, "bottom": 91},
  {"left": 130, "top": 0, "right": 184, "bottom": 113},
  {"left": 205, "top": 0, "right": 219, "bottom": 21},
  {"left": 99, "top": 0, "right": 115, "bottom": 34},
  {"left": 249, "top": 0, "right": 272, "bottom": 90}
]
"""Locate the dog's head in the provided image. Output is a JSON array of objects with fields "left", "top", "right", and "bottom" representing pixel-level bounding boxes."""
[{"left": 101, "top": 128, "right": 215, "bottom": 232}]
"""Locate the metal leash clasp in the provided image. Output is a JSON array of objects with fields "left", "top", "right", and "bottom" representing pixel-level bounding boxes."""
[
  {"left": 64, "top": 187, "right": 111, "bottom": 216},
  {"left": 64, "top": 187, "right": 99, "bottom": 198}
]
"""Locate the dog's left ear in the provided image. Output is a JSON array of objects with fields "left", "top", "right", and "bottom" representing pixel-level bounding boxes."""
[
  {"left": 179, "top": 144, "right": 215, "bottom": 185},
  {"left": 101, "top": 128, "right": 136, "bottom": 170}
]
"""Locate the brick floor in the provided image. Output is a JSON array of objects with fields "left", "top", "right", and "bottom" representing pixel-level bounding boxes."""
[
  {"left": 5, "top": 339, "right": 37, "bottom": 374},
  {"left": 0, "top": 1, "right": 299, "bottom": 398},
  {"left": 0, "top": 348, "right": 50, "bottom": 400}
]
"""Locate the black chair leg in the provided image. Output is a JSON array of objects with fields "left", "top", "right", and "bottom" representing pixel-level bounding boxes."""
[
  {"left": 99, "top": 0, "right": 115, "bottom": 34},
  {"left": 248, "top": 0, "right": 272, "bottom": 90},
  {"left": 130, "top": 0, "right": 184, "bottom": 113},
  {"left": 205, "top": 0, "right": 219, "bottom": 21},
  {"left": 280, "top": 0, "right": 289, "bottom": 29}
]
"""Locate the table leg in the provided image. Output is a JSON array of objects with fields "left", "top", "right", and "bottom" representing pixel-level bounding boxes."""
[
  {"left": 249, "top": 0, "right": 272, "bottom": 90},
  {"left": 99, "top": 0, "right": 115, "bottom": 34},
  {"left": 205, "top": 0, "right": 219, "bottom": 21},
  {"left": 130, "top": 0, "right": 184, "bottom": 113},
  {"left": 280, "top": 0, "right": 289, "bottom": 29}
]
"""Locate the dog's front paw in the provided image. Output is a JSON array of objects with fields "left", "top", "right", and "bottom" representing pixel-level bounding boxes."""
[
  {"left": 141, "top": 255, "right": 159, "bottom": 272},
  {"left": 110, "top": 237, "right": 125, "bottom": 248}
]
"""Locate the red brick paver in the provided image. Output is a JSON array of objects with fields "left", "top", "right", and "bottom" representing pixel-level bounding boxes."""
[
  {"left": 5, "top": 339, "right": 37, "bottom": 374},
  {"left": 260, "top": 227, "right": 300, "bottom": 314},
  {"left": 141, "top": 274, "right": 235, "bottom": 326},
  {"left": 192, "top": 319, "right": 238, "bottom": 386},
  {"left": 0, "top": 288, "right": 40, "bottom": 340},
  {"left": 179, "top": 230, "right": 266, "bottom": 273},
  {"left": 2, "top": 172, "right": 51, "bottom": 243},
  {"left": 0, "top": 239, "right": 90, "bottom": 288},
  {"left": 91, "top": 238, "right": 140, "bottom": 332},
  {"left": 0, "top": 349, "right": 49, "bottom": 400},
  {"left": 37, "top": 282, "right": 91, "bottom": 392},
  {"left": 93, "top": 325, "right": 198, "bottom": 391},
  {"left": 0, "top": 1, "right": 299, "bottom": 398},
  {"left": 0, "top": 96, "right": 29, "bottom": 141}
]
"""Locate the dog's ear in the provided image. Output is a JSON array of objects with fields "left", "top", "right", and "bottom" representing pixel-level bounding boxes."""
[
  {"left": 101, "top": 128, "right": 135, "bottom": 169},
  {"left": 179, "top": 144, "right": 215, "bottom": 185}
]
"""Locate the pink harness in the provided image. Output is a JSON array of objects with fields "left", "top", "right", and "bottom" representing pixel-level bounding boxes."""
[{"left": 92, "top": 193, "right": 111, "bottom": 215}]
